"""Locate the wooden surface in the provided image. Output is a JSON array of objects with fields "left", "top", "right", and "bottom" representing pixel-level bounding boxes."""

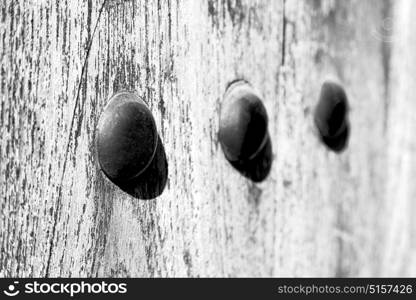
[{"left": 0, "top": 0, "right": 415, "bottom": 277}]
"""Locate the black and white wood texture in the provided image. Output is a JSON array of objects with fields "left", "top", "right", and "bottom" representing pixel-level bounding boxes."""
[{"left": 1, "top": 0, "right": 415, "bottom": 277}]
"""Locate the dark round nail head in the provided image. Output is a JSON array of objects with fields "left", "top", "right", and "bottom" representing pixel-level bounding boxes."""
[
  {"left": 314, "top": 80, "right": 350, "bottom": 152},
  {"left": 97, "top": 92, "right": 158, "bottom": 182},
  {"left": 314, "top": 81, "right": 348, "bottom": 137},
  {"left": 218, "top": 81, "right": 269, "bottom": 162}
]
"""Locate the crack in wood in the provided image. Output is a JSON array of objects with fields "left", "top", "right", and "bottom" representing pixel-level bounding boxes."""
[{"left": 45, "top": 0, "right": 108, "bottom": 277}]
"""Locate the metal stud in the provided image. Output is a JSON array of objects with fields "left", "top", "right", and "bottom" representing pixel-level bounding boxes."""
[
  {"left": 97, "top": 92, "right": 158, "bottom": 182},
  {"left": 314, "top": 80, "right": 350, "bottom": 152},
  {"left": 218, "top": 80, "right": 272, "bottom": 182}
]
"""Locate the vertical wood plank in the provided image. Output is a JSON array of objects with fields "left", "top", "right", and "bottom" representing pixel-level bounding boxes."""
[
  {"left": 383, "top": 0, "right": 416, "bottom": 277},
  {"left": 0, "top": 0, "right": 412, "bottom": 277}
]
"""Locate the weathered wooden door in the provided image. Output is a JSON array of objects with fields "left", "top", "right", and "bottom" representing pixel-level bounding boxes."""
[{"left": 1, "top": 0, "right": 416, "bottom": 277}]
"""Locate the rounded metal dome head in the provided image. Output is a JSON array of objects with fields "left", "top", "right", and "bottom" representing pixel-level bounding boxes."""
[
  {"left": 97, "top": 92, "right": 158, "bottom": 182},
  {"left": 314, "top": 80, "right": 348, "bottom": 138},
  {"left": 219, "top": 82, "right": 269, "bottom": 162}
]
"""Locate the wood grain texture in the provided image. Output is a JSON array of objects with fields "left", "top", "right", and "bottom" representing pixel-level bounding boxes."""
[
  {"left": 0, "top": 0, "right": 414, "bottom": 277},
  {"left": 382, "top": 0, "right": 416, "bottom": 277}
]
